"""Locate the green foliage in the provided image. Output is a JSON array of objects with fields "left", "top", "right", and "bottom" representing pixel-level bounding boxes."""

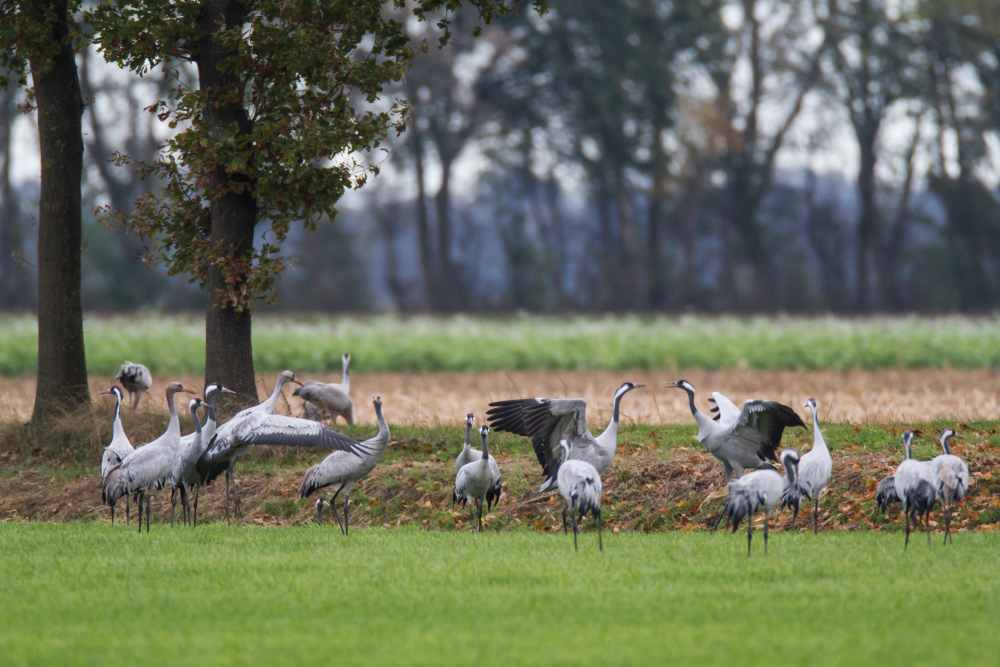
[
  {"left": 1, "top": 524, "right": 998, "bottom": 665},
  {"left": 4, "top": 313, "right": 1000, "bottom": 376},
  {"left": 85, "top": 0, "right": 536, "bottom": 311},
  {"left": 0, "top": 0, "right": 86, "bottom": 92}
]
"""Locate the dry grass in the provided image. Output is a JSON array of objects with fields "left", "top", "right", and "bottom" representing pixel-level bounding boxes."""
[{"left": 2, "top": 368, "right": 1000, "bottom": 426}]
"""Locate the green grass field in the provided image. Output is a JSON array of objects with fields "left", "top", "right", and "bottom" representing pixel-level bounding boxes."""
[
  {"left": 1, "top": 523, "right": 997, "bottom": 666},
  {"left": 2, "top": 313, "right": 1000, "bottom": 375}
]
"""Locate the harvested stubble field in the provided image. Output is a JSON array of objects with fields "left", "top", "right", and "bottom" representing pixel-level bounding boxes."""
[{"left": 2, "top": 367, "right": 1000, "bottom": 425}]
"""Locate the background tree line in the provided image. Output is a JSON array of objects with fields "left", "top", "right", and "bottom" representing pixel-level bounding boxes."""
[{"left": 2, "top": 0, "right": 1000, "bottom": 320}]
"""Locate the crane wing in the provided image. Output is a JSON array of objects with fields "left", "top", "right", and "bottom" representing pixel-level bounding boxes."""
[
  {"left": 710, "top": 392, "right": 742, "bottom": 426},
  {"left": 487, "top": 398, "right": 586, "bottom": 481},
  {"left": 730, "top": 400, "right": 805, "bottom": 462},
  {"left": 239, "top": 414, "right": 362, "bottom": 453}
]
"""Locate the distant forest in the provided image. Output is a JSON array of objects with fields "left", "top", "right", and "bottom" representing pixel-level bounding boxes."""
[{"left": 1, "top": 0, "right": 999, "bottom": 314}]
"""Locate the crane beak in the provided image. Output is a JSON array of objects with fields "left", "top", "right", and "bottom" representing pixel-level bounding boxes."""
[
  {"left": 291, "top": 380, "right": 303, "bottom": 386},
  {"left": 632, "top": 384, "right": 647, "bottom": 389},
  {"left": 99, "top": 389, "right": 114, "bottom": 395},
  {"left": 219, "top": 387, "right": 236, "bottom": 395}
]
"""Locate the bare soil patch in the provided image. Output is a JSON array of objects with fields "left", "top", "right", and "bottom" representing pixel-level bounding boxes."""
[{"left": 2, "top": 368, "right": 1000, "bottom": 425}]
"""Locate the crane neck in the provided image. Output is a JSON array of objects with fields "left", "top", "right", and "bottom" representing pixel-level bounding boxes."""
[
  {"left": 262, "top": 376, "right": 289, "bottom": 414},
  {"left": 680, "top": 388, "right": 716, "bottom": 443},
  {"left": 480, "top": 433, "right": 490, "bottom": 462},
  {"left": 165, "top": 388, "right": 183, "bottom": 440},
  {"left": 903, "top": 436, "right": 913, "bottom": 460},
  {"left": 463, "top": 421, "right": 473, "bottom": 451},
  {"left": 190, "top": 405, "right": 202, "bottom": 435},
  {"left": 940, "top": 433, "right": 952, "bottom": 455},
  {"left": 782, "top": 456, "right": 798, "bottom": 485},
  {"left": 809, "top": 406, "right": 828, "bottom": 452},
  {"left": 373, "top": 402, "right": 389, "bottom": 440},
  {"left": 112, "top": 394, "right": 126, "bottom": 442},
  {"left": 341, "top": 357, "right": 350, "bottom": 391}
]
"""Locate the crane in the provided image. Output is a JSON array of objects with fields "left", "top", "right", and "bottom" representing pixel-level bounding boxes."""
[
  {"left": 486, "top": 382, "right": 643, "bottom": 492},
  {"left": 102, "top": 382, "right": 195, "bottom": 533},
  {"left": 888, "top": 430, "right": 938, "bottom": 549},
  {"left": 196, "top": 370, "right": 307, "bottom": 520},
  {"left": 114, "top": 361, "right": 152, "bottom": 410},
  {"left": 715, "top": 448, "right": 800, "bottom": 556},
  {"left": 453, "top": 425, "right": 502, "bottom": 533},
  {"left": 929, "top": 428, "right": 970, "bottom": 545},
  {"left": 555, "top": 439, "right": 603, "bottom": 552},
  {"left": 99, "top": 386, "right": 134, "bottom": 525},
  {"left": 781, "top": 398, "right": 832, "bottom": 533},
  {"left": 170, "top": 398, "right": 204, "bottom": 526},
  {"left": 668, "top": 380, "right": 804, "bottom": 483},
  {"left": 294, "top": 353, "right": 354, "bottom": 424},
  {"left": 455, "top": 413, "right": 502, "bottom": 510},
  {"left": 300, "top": 396, "right": 391, "bottom": 534}
]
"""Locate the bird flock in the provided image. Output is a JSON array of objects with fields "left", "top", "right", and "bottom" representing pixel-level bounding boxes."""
[{"left": 99, "top": 363, "right": 971, "bottom": 554}]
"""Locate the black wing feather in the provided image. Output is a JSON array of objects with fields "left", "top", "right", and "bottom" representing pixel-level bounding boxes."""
[{"left": 487, "top": 399, "right": 562, "bottom": 480}]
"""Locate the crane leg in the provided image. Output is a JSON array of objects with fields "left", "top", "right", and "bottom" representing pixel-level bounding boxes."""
[
  {"left": 596, "top": 509, "right": 603, "bottom": 552},
  {"left": 136, "top": 491, "right": 143, "bottom": 534},
  {"left": 926, "top": 510, "right": 931, "bottom": 548},
  {"left": 125, "top": 495, "right": 130, "bottom": 526},
  {"left": 343, "top": 492, "right": 350, "bottom": 536},
  {"left": 469, "top": 499, "right": 476, "bottom": 533},
  {"left": 478, "top": 498, "right": 484, "bottom": 532},
  {"left": 146, "top": 491, "right": 152, "bottom": 534},
  {"left": 170, "top": 486, "right": 177, "bottom": 527},
  {"left": 764, "top": 513, "right": 770, "bottom": 555},
  {"left": 180, "top": 484, "right": 190, "bottom": 526},
  {"left": 904, "top": 509, "right": 910, "bottom": 549},
  {"left": 747, "top": 517, "right": 753, "bottom": 557},
  {"left": 224, "top": 467, "right": 232, "bottom": 525},
  {"left": 943, "top": 505, "right": 950, "bottom": 546},
  {"left": 562, "top": 506, "right": 568, "bottom": 535},
  {"left": 329, "top": 488, "right": 345, "bottom": 535},
  {"left": 193, "top": 484, "right": 200, "bottom": 528},
  {"left": 110, "top": 503, "right": 115, "bottom": 526},
  {"left": 571, "top": 508, "right": 579, "bottom": 552},
  {"left": 790, "top": 503, "right": 798, "bottom": 531},
  {"left": 814, "top": 496, "right": 820, "bottom": 534}
]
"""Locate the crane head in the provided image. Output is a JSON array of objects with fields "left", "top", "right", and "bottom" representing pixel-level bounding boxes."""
[
  {"left": 667, "top": 380, "right": 695, "bottom": 394},
  {"left": 804, "top": 397, "right": 817, "bottom": 411},
  {"left": 372, "top": 395, "right": 382, "bottom": 407},
  {"left": 343, "top": 353, "right": 351, "bottom": 364},
  {"left": 616, "top": 382, "right": 645, "bottom": 397},
  {"left": 165, "top": 382, "right": 195, "bottom": 396},
  {"left": 278, "top": 370, "right": 301, "bottom": 386},
  {"left": 205, "top": 382, "right": 236, "bottom": 398},
  {"left": 479, "top": 424, "right": 489, "bottom": 437},
  {"left": 780, "top": 448, "right": 800, "bottom": 466},
  {"left": 465, "top": 413, "right": 475, "bottom": 426},
  {"left": 99, "top": 386, "right": 124, "bottom": 401},
  {"left": 188, "top": 397, "right": 203, "bottom": 413}
]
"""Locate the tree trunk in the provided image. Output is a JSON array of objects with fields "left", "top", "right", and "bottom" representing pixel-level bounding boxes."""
[
  {"left": 28, "top": 0, "right": 90, "bottom": 422},
  {"left": 855, "top": 122, "right": 878, "bottom": 312},
  {"left": 434, "top": 155, "right": 454, "bottom": 311},
  {"left": 197, "top": 0, "right": 258, "bottom": 407},
  {"left": 0, "top": 84, "right": 29, "bottom": 308},
  {"left": 411, "top": 135, "right": 434, "bottom": 309}
]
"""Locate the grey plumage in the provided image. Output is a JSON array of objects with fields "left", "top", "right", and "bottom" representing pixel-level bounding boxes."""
[
  {"left": 487, "top": 382, "right": 642, "bottom": 493},
  {"left": 715, "top": 448, "right": 800, "bottom": 556},
  {"left": 556, "top": 439, "right": 603, "bottom": 552},
  {"left": 453, "top": 425, "right": 501, "bottom": 532},
  {"left": 890, "top": 430, "right": 938, "bottom": 549},
  {"left": 170, "top": 384, "right": 233, "bottom": 527},
  {"left": 114, "top": 361, "right": 152, "bottom": 410},
  {"left": 669, "top": 380, "right": 805, "bottom": 483},
  {"left": 99, "top": 386, "right": 134, "bottom": 525},
  {"left": 197, "top": 370, "right": 348, "bottom": 522},
  {"left": 874, "top": 477, "right": 899, "bottom": 514},
  {"left": 781, "top": 398, "right": 832, "bottom": 533},
  {"left": 103, "top": 382, "right": 195, "bottom": 533},
  {"left": 300, "top": 396, "right": 391, "bottom": 535},
  {"left": 455, "top": 413, "right": 502, "bottom": 510},
  {"left": 929, "top": 428, "right": 970, "bottom": 544},
  {"left": 294, "top": 353, "right": 354, "bottom": 424}
]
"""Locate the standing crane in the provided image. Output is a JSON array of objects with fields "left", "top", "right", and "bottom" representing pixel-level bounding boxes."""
[
  {"left": 294, "top": 353, "right": 354, "bottom": 424},
  {"left": 114, "top": 361, "right": 152, "bottom": 410},
  {"left": 887, "top": 430, "right": 938, "bottom": 549},
  {"left": 486, "top": 382, "right": 643, "bottom": 493},
  {"left": 170, "top": 398, "right": 204, "bottom": 526},
  {"left": 196, "top": 370, "right": 308, "bottom": 520},
  {"left": 715, "top": 448, "right": 800, "bottom": 556},
  {"left": 668, "top": 380, "right": 804, "bottom": 483},
  {"left": 555, "top": 439, "right": 603, "bottom": 552},
  {"left": 781, "top": 398, "right": 832, "bottom": 533},
  {"left": 455, "top": 413, "right": 502, "bottom": 510},
  {"left": 453, "top": 425, "right": 502, "bottom": 532},
  {"left": 99, "top": 386, "right": 134, "bottom": 525},
  {"left": 300, "top": 396, "right": 391, "bottom": 534},
  {"left": 929, "top": 428, "right": 970, "bottom": 545},
  {"left": 103, "top": 382, "right": 195, "bottom": 533}
]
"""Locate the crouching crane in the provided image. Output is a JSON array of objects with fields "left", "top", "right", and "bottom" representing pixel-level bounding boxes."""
[
  {"left": 115, "top": 361, "right": 152, "bottom": 410},
  {"left": 715, "top": 448, "right": 800, "bottom": 556}
]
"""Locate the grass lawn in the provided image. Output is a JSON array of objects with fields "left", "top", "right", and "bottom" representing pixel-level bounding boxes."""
[{"left": 1, "top": 523, "right": 998, "bottom": 666}]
